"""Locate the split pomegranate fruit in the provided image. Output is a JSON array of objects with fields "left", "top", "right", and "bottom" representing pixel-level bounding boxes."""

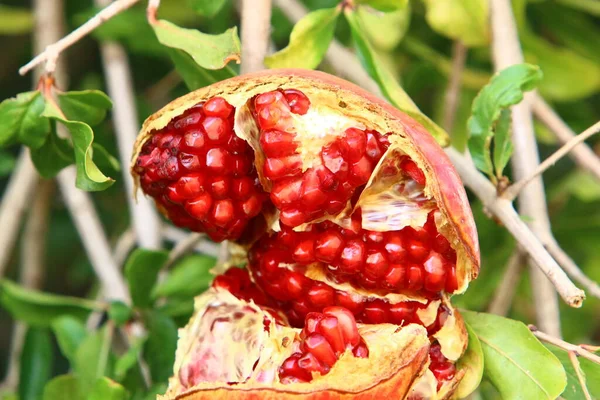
[{"left": 132, "top": 69, "right": 480, "bottom": 399}]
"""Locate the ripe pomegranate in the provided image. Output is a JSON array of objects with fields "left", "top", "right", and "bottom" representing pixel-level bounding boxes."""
[{"left": 134, "top": 70, "right": 480, "bottom": 399}]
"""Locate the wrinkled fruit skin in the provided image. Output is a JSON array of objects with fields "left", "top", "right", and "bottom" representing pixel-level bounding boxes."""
[{"left": 134, "top": 70, "right": 480, "bottom": 400}]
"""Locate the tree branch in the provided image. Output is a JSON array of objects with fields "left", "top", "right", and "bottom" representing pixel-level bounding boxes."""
[
  {"left": 95, "top": 0, "right": 162, "bottom": 250},
  {"left": 487, "top": 251, "right": 525, "bottom": 316},
  {"left": 491, "top": 0, "right": 561, "bottom": 336},
  {"left": 503, "top": 120, "right": 600, "bottom": 201},
  {"left": 240, "top": 0, "right": 272, "bottom": 74},
  {"left": 19, "top": 0, "right": 141, "bottom": 76},
  {"left": 532, "top": 94, "right": 600, "bottom": 182},
  {"left": 163, "top": 226, "right": 220, "bottom": 257},
  {"left": 529, "top": 325, "right": 600, "bottom": 365},
  {"left": 568, "top": 351, "right": 593, "bottom": 400},
  {"left": 443, "top": 41, "right": 467, "bottom": 134}
]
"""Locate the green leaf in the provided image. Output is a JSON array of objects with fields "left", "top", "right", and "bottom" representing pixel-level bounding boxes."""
[
  {"left": 186, "top": 0, "right": 228, "bottom": 17},
  {"left": 344, "top": 9, "right": 450, "bottom": 146},
  {"left": 456, "top": 322, "right": 485, "bottom": 398},
  {"left": 168, "top": 48, "right": 236, "bottom": 91},
  {"left": 158, "top": 298, "right": 194, "bottom": 319},
  {"left": 151, "top": 20, "right": 240, "bottom": 70},
  {"left": 43, "top": 103, "right": 115, "bottom": 191},
  {"left": 355, "top": 0, "right": 408, "bottom": 12},
  {"left": 30, "top": 124, "right": 74, "bottom": 178},
  {"left": 88, "top": 377, "right": 128, "bottom": 400},
  {"left": 462, "top": 311, "right": 567, "bottom": 400},
  {"left": 124, "top": 249, "right": 169, "bottom": 308},
  {"left": 422, "top": 0, "right": 489, "bottom": 47},
  {"left": 43, "top": 375, "right": 83, "bottom": 400},
  {"left": 0, "top": 5, "right": 34, "bottom": 35},
  {"left": 143, "top": 312, "right": 178, "bottom": 383},
  {"left": 0, "top": 150, "right": 16, "bottom": 177},
  {"left": 547, "top": 344, "right": 600, "bottom": 400},
  {"left": 57, "top": 90, "right": 113, "bottom": 127},
  {"left": 108, "top": 301, "right": 133, "bottom": 327},
  {"left": 52, "top": 316, "right": 87, "bottom": 364},
  {"left": 357, "top": 5, "right": 410, "bottom": 51},
  {"left": 74, "top": 325, "right": 115, "bottom": 392},
  {"left": 115, "top": 336, "right": 147, "bottom": 381},
  {"left": 492, "top": 109, "right": 513, "bottom": 179},
  {"left": 265, "top": 7, "right": 341, "bottom": 69},
  {"left": 152, "top": 254, "right": 216, "bottom": 299},
  {"left": 0, "top": 279, "right": 101, "bottom": 327},
  {"left": 0, "top": 91, "right": 50, "bottom": 149},
  {"left": 467, "top": 63, "right": 542, "bottom": 178},
  {"left": 19, "top": 328, "right": 53, "bottom": 400},
  {"left": 557, "top": 0, "right": 600, "bottom": 16},
  {"left": 92, "top": 143, "right": 121, "bottom": 173}
]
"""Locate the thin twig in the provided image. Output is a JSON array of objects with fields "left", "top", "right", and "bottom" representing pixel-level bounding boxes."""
[
  {"left": 163, "top": 226, "right": 220, "bottom": 257},
  {"left": 491, "top": 0, "right": 561, "bottom": 336},
  {"left": 447, "top": 148, "right": 584, "bottom": 308},
  {"left": 532, "top": 94, "right": 600, "bottom": 182},
  {"left": 95, "top": 0, "right": 162, "bottom": 250},
  {"left": 568, "top": 351, "right": 593, "bottom": 400},
  {"left": 443, "top": 41, "right": 467, "bottom": 134},
  {"left": 529, "top": 325, "right": 600, "bottom": 365},
  {"left": 19, "top": 0, "right": 141, "bottom": 76},
  {"left": 487, "top": 251, "right": 525, "bottom": 316},
  {"left": 113, "top": 228, "right": 137, "bottom": 267},
  {"left": 240, "top": 0, "right": 272, "bottom": 74},
  {"left": 164, "top": 233, "right": 207, "bottom": 269},
  {"left": 504, "top": 120, "right": 600, "bottom": 201}
]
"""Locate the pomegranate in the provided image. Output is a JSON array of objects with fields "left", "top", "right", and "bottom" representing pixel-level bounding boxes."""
[{"left": 133, "top": 70, "right": 480, "bottom": 399}]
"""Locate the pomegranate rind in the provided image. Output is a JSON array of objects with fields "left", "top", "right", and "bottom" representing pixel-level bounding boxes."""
[{"left": 132, "top": 69, "right": 479, "bottom": 288}]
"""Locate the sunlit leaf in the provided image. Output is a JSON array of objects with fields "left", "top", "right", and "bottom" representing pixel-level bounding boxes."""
[
  {"left": 355, "top": 0, "right": 408, "bottom": 12},
  {"left": 357, "top": 5, "right": 410, "bottom": 51},
  {"left": 151, "top": 20, "right": 240, "bottom": 70},
  {"left": 0, "top": 91, "right": 49, "bottom": 149},
  {"left": 88, "top": 377, "right": 128, "bottom": 400},
  {"left": 462, "top": 311, "right": 567, "bottom": 399},
  {"left": 124, "top": 249, "right": 169, "bottom": 308},
  {"left": 492, "top": 109, "right": 513, "bottom": 179},
  {"left": 0, "top": 279, "right": 101, "bottom": 327},
  {"left": 456, "top": 322, "right": 484, "bottom": 398},
  {"left": 52, "top": 316, "right": 87, "bottom": 364},
  {"left": 467, "top": 63, "right": 542, "bottom": 178},
  {"left": 168, "top": 48, "right": 236, "bottom": 91},
  {"left": 422, "top": 0, "right": 489, "bottom": 47},
  {"left": 265, "top": 7, "right": 341, "bottom": 69},
  {"left": 57, "top": 90, "right": 112, "bottom": 127},
  {"left": 74, "top": 325, "right": 115, "bottom": 392},
  {"left": 19, "top": 328, "right": 53, "bottom": 400},
  {"left": 345, "top": 9, "right": 450, "bottom": 146},
  {"left": 42, "top": 375, "right": 82, "bottom": 400},
  {"left": 547, "top": 344, "right": 600, "bottom": 400},
  {"left": 0, "top": 5, "right": 34, "bottom": 35},
  {"left": 152, "top": 254, "right": 216, "bottom": 299},
  {"left": 186, "top": 0, "right": 228, "bottom": 17}
]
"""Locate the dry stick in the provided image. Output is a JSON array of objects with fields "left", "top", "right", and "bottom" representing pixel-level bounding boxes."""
[
  {"left": 19, "top": 0, "right": 141, "bottom": 76},
  {"left": 529, "top": 325, "right": 600, "bottom": 365},
  {"left": 487, "top": 251, "right": 525, "bottom": 316},
  {"left": 447, "top": 147, "right": 584, "bottom": 308},
  {"left": 491, "top": 0, "right": 561, "bottom": 336},
  {"left": 164, "top": 233, "right": 207, "bottom": 269},
  {"left": 545, "top": 240, "right": 600, "bottom": 299},
  {"left": 273, "top": 0, "right": 382, "bottom": 96},
  {"left": 163, "top": 226, "right": 220, "bottom": 257},
  {"left": 532, "top": 94, "right": 600, "bottom": 182},
  {"left": 113, "top": 228, "right": 137, "bottom": 267},
  {"left": 442, "top": 41, "right": 467, "bottom": 134},
  {"left": 504, "top": 120, "right": 600, "bottom": 201},
  {"left": 240, "top": 0, "right": 272, "bottom": 74},
  {"left": 568, "top": 351, "right": 593, "bottom": 400},
  {"left": 95, "top": 0, "right": 162, "bottom": 250}
]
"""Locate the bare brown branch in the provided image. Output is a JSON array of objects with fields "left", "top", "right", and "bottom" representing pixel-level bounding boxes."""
[
  {"left": 529, "top": 325, "right": 600, "bottom": 365},
  {"left": 443, "top": 41, "right": 467, "bottom": 134},
  {"left": 568, "top": 351, "right": 593, "bottom": 400},
  {"left": 240, "top": 0, "right": 272, "bottom": 74}
]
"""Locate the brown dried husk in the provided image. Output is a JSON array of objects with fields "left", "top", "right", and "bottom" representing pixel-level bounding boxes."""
[{"left": 132, "top": 69, "right": 479, "bottom": 294}]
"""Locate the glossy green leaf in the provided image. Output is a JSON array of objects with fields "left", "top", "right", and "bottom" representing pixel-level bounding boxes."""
[
  {"left": 74, "top": 325, "right": 115, "bottom": 392},
  {"left": 115, "top": 335, "right": 147, "bottom": 381},
  {"left": 186, "top": 0, "right": 228, "bottom": 17},
  {"left": 143, "top": 311, "right": 178, "bottom": 383},
  {"left": 357, "top": 5, "right": 410, "bottom": 51},
  {"left": 462, "top": 311, "right": 567, "bottom": 400},
  {"left": 152, "top": 20, "right": 240, "bottom": 70},
  {"left": 108, "top": 301, "right": 132, "bottom": 326},
  {"left": 0, "top": 5, "right": 34, "bottom": 35},
  {"left": 547, "top": 344, "right": 600, "bottom": 400},
  {"left": 422, "top": 0, "right": 489, "bottom": 47},
  {"left": 456, "top": 322, "right": 485, "bottom": 398},
  {"left": 467, "top": 64, "right": 542, "bottom": 178},
  {"left": 43, "top": 103, "right": 115, "bottom": 191},
  {"left": 124, "top": 249, "right": 169, "bottom": 308},
  {"left": 43, "top": 375, "right": 83, "bottom": 400},
  {"left": 57, "top": 90, "right": 112, "bottom": 127},
  {"left": 355, "top": 0, "right": 408, "bottom": 12},
  {"left": 152, "top": 254, "right": 216, "bottom": 299},
  {"left": 168, "top": 48, "right": 236, "bottom": 91},
  {"left": 30, "top": 124, "right": 74, "bottom": 178},
  {"left": 88, "top": 377, "right": 128, "bottom": 400},
  {"left": 0, "top": 91, "right": 49, "bottom": 149},
  {"left": 52, "top": 316, "right": 87, "bottom": 364},
  {"left": 0, "top": 150, "right": 16, "bottom": 177},
  {"left": 345, "top": 9, "right": 450, "bottom": 146},
  {"left": 492, "top": 109, "right": 513, "bottom": 179},
  {"left": 0, "top": 279, "right": 101, "bottom": 326},
  {"left": 19, "top": 328, "right": 53, "bottom": 400},
  {"left": 265, "top": 7, "right": 340, "bottom": 69}
]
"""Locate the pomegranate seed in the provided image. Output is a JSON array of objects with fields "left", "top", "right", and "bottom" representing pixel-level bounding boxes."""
[
  {"left": 297, "top": 352, "right": 329, "bottom": 375},
  {"left": 203, "top": 117, "right": 231, "bottom": 143},
  {"left": 241, "top": 195, "right": 262, "bottom": 217},
  {"left": 430, "top": 361, "right": 456, "bottom": 383},
  {"left": 340, "top": 128, "right": 367, "bottom": 162},
  {"left": 183, "top": 130, "right": 206, "bottom": 149},
  {"left": 400, "top": 158, "right": 426, "bottom": 185},
  {"left": 173, "top": 112, "right": 201, "bottom": 130},
  {"left": 210, "top": 176, "right": 230, "bottom": 199},
  {"left": 211, "top": 199, "right": 234, "bottom": 227},
  {"left": 314, "top": 230, "right": 344, "bottom": 263},
  {"left": 335, "top": 291, "right": 364, "bottom": 315},
  {"left": 307, "top": 283, "right": 335, "bottom": 308},
  {"left": 260, "top": 130, "right": 298, "bottom": 157},
  {"left": 384, "top": 264, "right": 406, "bottom": 289},
  {"left": 321, "top": 142, "right": 348, "bottom": 175},
  {"left": 271, "top": 178, "right": 302, "bottom": 207},
  {"left": 445, "top": 266, "right": 459, "bottom": 292},
  {"left": 293, "top": 239, "right": 315, "bottom": 263},
  {"left": 205, "top": 148, "right": 231, "bottom": 174},
  {"left": 388, "top": 302, "right": 415, "bottom": 325},
  {"left": 176, "top": 174, "right": 204, "bottom": 198},
  {"left": 185, "top": 194, "right": 212, "bottom": 219},
  {"left": 263, "top": 155, "right": 302, "bottom": 180},
  {"left": 282, "top": 89, "right": 310, "bottom": 115},
  {"left": 323, "top": 306, "right": 360, "bottom": 347},
  {"left": 279, "top": 353, "right": 311, "bottom": 383},
  {"left": 286, "top": 271, "right": 307, "bottom": 298},
  {"left": 364, "top": 251, "right": 389, "bottom": 280},
  {"left": 316, "top": 316, "right": 345, "bottom": 354},
  {"left": 339, "top": 240, "right": 366, "bottom": 274},
  {"left": 362, "top": 302, "right": 388, "bottom": 324},
  {"left": 423, "top": 252, "right": 447, "bottom": 292},
  {"left": 384, "top": 233, "right": 406, "bottom": 263},
  {"left": 353, "top": 341, "right": 369, "bottom": 358},
  {"left": 231, "top": 177, "right": 253, "bottom": 200},
  {"left": 407, "top": 264, "right": 424, "bottom": 291},
  {"left": 203, "top": 97, "right": 233, "bottom": 118},
  {"left": 429, "top": 342, "right": 446, "bottom": 364},
  {"left": 280, "top": 208, "right": 307, "bottom": 227}
]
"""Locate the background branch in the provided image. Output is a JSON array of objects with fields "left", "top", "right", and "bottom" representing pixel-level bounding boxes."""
[
  {"left": 491, "top": 0, "right": 561, "bottom": 336},
  {"left": 240, "top": 0, "right": 272, "bottom": 74},
  {"left": 443, "top": 41, "right": 467, "bottom": 133},
  {"left": 488, "top": 251, "right": 525, "bottom": 316}
]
